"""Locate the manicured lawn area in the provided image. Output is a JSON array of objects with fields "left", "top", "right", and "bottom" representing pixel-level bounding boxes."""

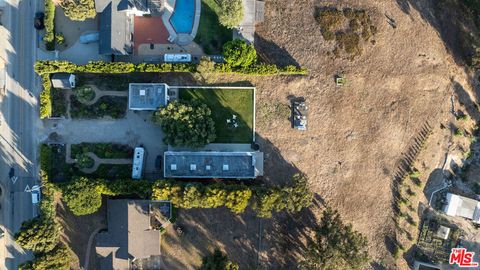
[
  {"left": 194, "top": 0, "right": 232, "bottom": 54},
  {"left": 179, "top": 88, "right": 254, "bottom": 143}
]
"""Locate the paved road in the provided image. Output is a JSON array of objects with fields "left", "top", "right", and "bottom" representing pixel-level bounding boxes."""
[{"left": 0, "top": 0, "right": 40, "bottom": 268}]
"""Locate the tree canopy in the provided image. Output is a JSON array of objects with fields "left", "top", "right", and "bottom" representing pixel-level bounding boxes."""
[
  {"left": 61, "top": 176, "right": 102, "bottom": 215},
  {"left": 19, "top": 244, "right": 71, "bottom": 270},
  {"left": 300, "top": 208, "right": 369, "bottom": 270},
  {"left": 199, "top": 249, "right": 239, "bottom": 270},
  {"left": 222, "top": 39, "right": 257, "bottom": 68},
  {"left": 153, "top": 100, "right": 216, "bottom": 148},
  {"left": 14, "top": 217, "right": 60, "bottom": 254},
  {"left": 60, "top": 0, "right": 96, "bottom": 21},
  {"left": 218, "top": 0, "right": 244, "bottom": 29},
  {"left": 253, "top": 174, "right": 313, "bottom": 218}
]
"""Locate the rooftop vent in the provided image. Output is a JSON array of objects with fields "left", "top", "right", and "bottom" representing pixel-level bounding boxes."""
[
  {"left": 206, "top": 165, "right": 211, "bottom": 171},
  {"left": 140, "top": 89, "right": 146, "bottom": 96},
  {"left": 190, "top": 164, "right": 196, "bottom": 170},
  {"left": 171, "top": 164, "right": 177, "bottom": 170},
  {"left": 222, "top": 164, "right": 229, "bottom": 171}
]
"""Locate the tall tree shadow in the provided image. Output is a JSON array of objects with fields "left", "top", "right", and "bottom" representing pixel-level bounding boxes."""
[
  {"left": 395, "top": 0, "right": 479, "bottom": 66},
  {"left": 254, "top": 33, "right": 301, "bottom": 67}
]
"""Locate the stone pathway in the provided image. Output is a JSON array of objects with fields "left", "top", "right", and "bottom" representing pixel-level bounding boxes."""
[
  {"left": 65, "top": 144, "right": 132, "bottom": 174},
  {"left": 80, "top": 85, "right": 128, "bottom": 106},
  {"left": 83, "top": 226, "right": 107, "bottom": 270}
]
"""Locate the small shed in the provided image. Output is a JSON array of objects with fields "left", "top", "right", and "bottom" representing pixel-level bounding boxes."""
[{"left": 51, "top": 73, "right": 76, "bottom": 89}]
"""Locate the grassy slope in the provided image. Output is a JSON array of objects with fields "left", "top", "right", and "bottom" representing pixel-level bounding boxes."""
[
  {"left": 180, "top": 88, "right": 254, "bottom": 143},
  {"left": 194, "top": 0, "right": 232, "bottom": 54}
]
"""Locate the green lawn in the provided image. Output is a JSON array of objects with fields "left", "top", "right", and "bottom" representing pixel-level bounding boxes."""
[
  {"left": 194, "top": 0, "right": 232, "bottom": 54},
  {"left": 179, "top": 88, "right": 254, "bottom": 143}
]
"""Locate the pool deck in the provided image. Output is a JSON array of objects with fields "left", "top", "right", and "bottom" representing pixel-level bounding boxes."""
[{"left": 161, "top": 0, "right": 201, "bottom": 46}]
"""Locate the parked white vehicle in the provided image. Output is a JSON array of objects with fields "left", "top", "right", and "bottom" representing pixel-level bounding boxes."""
[
  {"left": 31, "top": 185, "right": 41, "bottom": 204},
  {"left": 164, "top": 53, "right": 192, "bottom": 63}
]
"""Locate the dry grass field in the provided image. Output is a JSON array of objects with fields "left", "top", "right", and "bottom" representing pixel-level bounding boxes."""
[{"left": 160, "top": 0, "right": 480, "bottom": 269}]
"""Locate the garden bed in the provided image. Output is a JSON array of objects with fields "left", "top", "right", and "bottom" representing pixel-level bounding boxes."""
[
  {"left": 51, "top": 88, "right": 67, "bottom": 117},
  {"left": 41, "top": 144, "right": 133, "bottom": 181},
  {"left": 179, "top": 88, "right": 254, "bottom": 143},
  {"left": 71, "top": 143, "right": 133, "bottom": 159},
  {"left": 70, "top": 95, "right": 127, "bottom": 119}
]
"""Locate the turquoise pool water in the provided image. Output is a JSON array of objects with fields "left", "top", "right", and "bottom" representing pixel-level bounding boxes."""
[{"left": 170, "top": 0, "right": 195, "bottom": 33}]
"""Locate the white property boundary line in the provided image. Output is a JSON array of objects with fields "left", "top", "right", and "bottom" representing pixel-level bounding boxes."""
[{"left": 171, "top": 86, "right": 257, "bottom": 142}]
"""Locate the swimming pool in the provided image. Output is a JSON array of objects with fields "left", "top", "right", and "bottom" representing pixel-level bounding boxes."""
[{"left": 170, "top": 0, "right": 195, "bottom": 34}]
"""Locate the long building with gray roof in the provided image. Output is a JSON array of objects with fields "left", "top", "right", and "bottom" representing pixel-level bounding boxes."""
[{"left": 163, "top": 151, "right": 264, "bottom": 179}]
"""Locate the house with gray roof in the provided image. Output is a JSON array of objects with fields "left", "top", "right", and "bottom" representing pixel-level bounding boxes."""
[
  {"left": 164, "top": 151, "right": 264, "bottom": 179},
  {"left": 128, "top": 83, "right": 169, "bottom": 110},
  {"left": 95, "top": 200, "right": 162, "bottom": 270}
]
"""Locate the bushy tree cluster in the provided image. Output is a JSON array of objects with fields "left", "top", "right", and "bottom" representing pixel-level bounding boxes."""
[
  {"left": 14, "top": 218, "right": 60, "bottom": 254},
  {"left": 253, "top": 174, "right": 313, "bottom": 218},
  {"left": 218, "top": 0, "right": 244, "bottom": 29},
  {"left": 152, "top": 181, "right": 252, "bottom": 214},
  {"left": 60, "top": 0, "right": 96, "bottom": 21},
  {"left": 153, "top": 100, "right": 216, "bottom": 148},
  {"left": 60, "top": 176, "right": 102, "bottom": 215},
  {"left": 19, "top": 243, "right": 71, "bottom": 270},
  {"left": 199, "top": 249, "right": 239, "bottom": 270},
  {"left": 222, "top": 39, "right": 257, "bottom": 68},
  {"left": 300, "top": 208, "right": 369, "bottom": 270},
  {"left": 43, "top": 0, "right": 55, "bottom": 50}
]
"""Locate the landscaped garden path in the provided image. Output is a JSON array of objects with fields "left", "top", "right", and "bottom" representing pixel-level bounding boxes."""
[
  {"left": 76, "top": 84, "right": 128, "bottom": 106},
  {"left": 65, "top": 144, "right": 132, "bottom": 174}
]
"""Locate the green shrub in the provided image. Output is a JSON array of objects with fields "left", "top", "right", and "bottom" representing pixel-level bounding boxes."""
[
  {"left": 73, "top": 85, "right": 95, "bottom": 103},
  {"left": 151, "top": 180, "right": 252, "bottom": 214},
  {"left": 218, "top": 0, "right": 244, "bottom": 29},
  {"left": 222, "top": 39, "right": 257, "bottom": 68},
  {"left": 300, "top": 208, "right": 369, "bottom": 269},
  {"left": 60, "top": 0, "right": 96, "bottom": 21},
  {"left": 253, "top": 174, "right": 313, "bottom": 218},
  {"left": 78, "top": 61, "right": 136, "bottom": 73},
  {"left": 44, "top": 0, "right": 55, "bottom": 51},
  {"left": 75, "top": 154, "right": 94, "bottom": 169},
  {"left": 34, "top": 60, "right": 307, "bottom": 76},
  {"left": 455, "top": 128, "right": 465, "bottom": 137},
  {"left": 40, "top": 75, "right": 52, "bottom": 119},
  {"left": 40, "top": 144, "right": 53, "bottom": 175},
  {"left": 55, "top": 33, "right": 65, "bottom": 45},
  {"left": 199, "top": 249, "right": 239, "bottom": 270},
  {"left": 61, "top": 176, "right": 102, "bottom": 215},
  {"left": 14, "top": 217, "right": 60, "bottom": 254},
  {"left": 408, "top": 170, "right": 421, "bottom": 178},
  {"left": 153, "top": 100, "right": 216, "bottom": 148},
  {"left": 19, "top": 243, "right": 71, "bottom": 270}
]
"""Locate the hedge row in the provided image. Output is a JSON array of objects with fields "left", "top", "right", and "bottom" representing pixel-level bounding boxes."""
[
  {"left": 44, "top": 0, "right": 55, "bottom": 51},
  {"left": 40, "top": 75, "right": 52, "bottom": 119},
  {"left": 34, "top": 60, "right": 308, "bottom": 76}
]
